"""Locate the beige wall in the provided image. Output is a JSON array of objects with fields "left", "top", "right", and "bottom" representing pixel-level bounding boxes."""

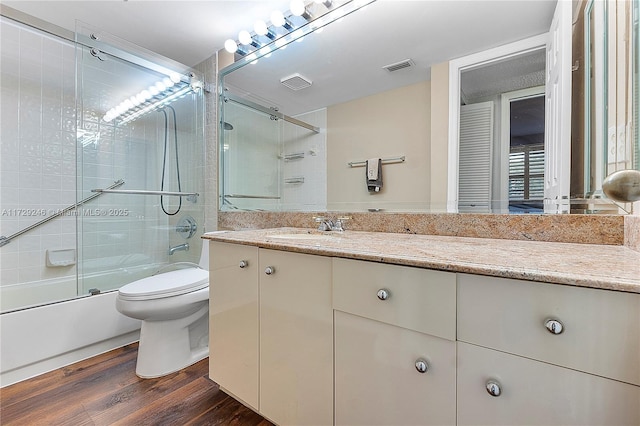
[
  {"left": 429, "top": 61, "right": 450, "bottom": 212},
  {"left": 326, "top": 80, "right": 431, "bottom": 211}
]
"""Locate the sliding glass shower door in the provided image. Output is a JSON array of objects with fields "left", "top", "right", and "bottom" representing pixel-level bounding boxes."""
[{"left": 75, "top": 23, "right": 205, "bottom": 296}]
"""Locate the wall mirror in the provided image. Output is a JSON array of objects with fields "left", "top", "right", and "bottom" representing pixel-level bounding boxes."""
[{"left": 219, "top": 0, "right": 639, "bottom": 214}]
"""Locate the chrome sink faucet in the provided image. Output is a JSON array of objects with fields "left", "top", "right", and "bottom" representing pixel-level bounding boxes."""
[{"left": 314, "top": 216, "right": 350, "bottom": 232}]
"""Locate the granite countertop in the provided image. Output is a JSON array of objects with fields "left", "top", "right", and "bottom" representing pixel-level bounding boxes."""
[{"left": 203, "top": 227, "right": 640, "bottom": 294}]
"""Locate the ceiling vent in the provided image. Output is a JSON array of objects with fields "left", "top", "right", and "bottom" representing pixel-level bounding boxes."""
[
  {"left": 382, "top": 59, "right": 415, "bottom": 73},
  {"left": 280, "top": 73, "right": 313, "bottom": 90}
]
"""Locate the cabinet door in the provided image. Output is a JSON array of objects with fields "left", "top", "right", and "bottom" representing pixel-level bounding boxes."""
[
  {"left": 259, "top": 249, "right": 333, "bottom": 426},
  {"left": 335, "top": 311, "right": 456, "bottom": 426},
  {"left": 209, "top": 242, "right": 259, "bottom": 410},
  {"left": 457, "top": 342, "right": 640, "bottom": 426}
]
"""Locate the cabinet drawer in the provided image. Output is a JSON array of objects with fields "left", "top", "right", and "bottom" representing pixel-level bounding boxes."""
[
  {"left": 335, "top": 311, "right": 456, "bottom": 425},
  {"left": 333, "top": 258, "right": 456, "bottom": 340},
  {"left": 457, "top": 342, "right": 640, "bottom": 426},
  {"left": 457, "top": 274, "right": 640, "bottom": 385}
]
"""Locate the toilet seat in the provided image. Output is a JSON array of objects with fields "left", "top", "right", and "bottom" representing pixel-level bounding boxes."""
[{"left": 118, "top": 268, "right": 209, "bottom": 300}]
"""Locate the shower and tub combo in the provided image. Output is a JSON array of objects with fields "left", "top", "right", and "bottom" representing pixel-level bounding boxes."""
[{"left": 0, "top": 9, "right": 208, "bottom": 385}]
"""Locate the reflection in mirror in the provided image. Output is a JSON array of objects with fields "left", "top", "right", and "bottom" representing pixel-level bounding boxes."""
[
  {"left": 457, "top": 49, "right": 546, "bottom": 214},
  {"left": 219, "top": 0, "right": 638, "bottom": 214}
]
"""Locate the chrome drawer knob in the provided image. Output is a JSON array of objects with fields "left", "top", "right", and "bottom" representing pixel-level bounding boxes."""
[
  {"left": 545, "top": 319, "right": 564, "bottom": 335},
  {"left": 264, "top": 266, "right": 275, "bottom": 275},
  {"left": 377, "top": 289, "right": 390, "bottom": 301},
  {"left": 486, "top": 380, "right": 501, "bottom": 397},
  {"left": 239, "top": 260, "right": 248, "bottom": 268},
  {"left": 415, "top": 358, "right": 428, "bottom": 373}
]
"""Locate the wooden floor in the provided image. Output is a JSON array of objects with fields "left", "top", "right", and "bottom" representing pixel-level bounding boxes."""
[{"left": 0, "top": 343, "right": 272, "bottom": 426}]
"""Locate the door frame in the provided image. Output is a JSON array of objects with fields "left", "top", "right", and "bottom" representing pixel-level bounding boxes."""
[
  {"left": 499, "top": 86, "right": 546, "bottom": 211},
  {"left": 447, "top": 33, "right": 549, "bottom": 212}
]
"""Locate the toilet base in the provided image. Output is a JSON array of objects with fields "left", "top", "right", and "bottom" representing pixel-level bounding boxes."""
[{"left": 135, "top": 304, "right": 209, "bottom": 378}]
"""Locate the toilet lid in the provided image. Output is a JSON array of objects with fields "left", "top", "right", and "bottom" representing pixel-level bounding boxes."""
[{"left": 118, "top": 268, "right": 208, "bottom": 300}]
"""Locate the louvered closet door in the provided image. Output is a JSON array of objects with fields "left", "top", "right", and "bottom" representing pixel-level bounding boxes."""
[{"left": 459, "top": 102, "right": 494, "bottom": 212}]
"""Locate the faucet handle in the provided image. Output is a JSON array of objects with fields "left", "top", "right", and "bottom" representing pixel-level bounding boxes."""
[{"left": 332, "top": 216, "right": 351, "bottom": 231}]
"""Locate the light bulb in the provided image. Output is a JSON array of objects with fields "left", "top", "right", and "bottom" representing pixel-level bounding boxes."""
[
  {"left": 149, "top": 86, "right": 160, "bottom": 96},
  {"left": 254, "top": 20, "right": 268, "bottom": 36},
  {"left": 275, "top": 37, "right": 287, "bottom": 48},
  {"left": 169, "top": 73, "right": 181, "bottom": 84},
  {"left": 130, "top": 96, "right": 140, "bottom": 106},
  {"left": 155, "top": 81, "right": 166, "bottom": 92},
  {"left": 136, "top": 93, "right": 146, "bottom": 104},
  {"left": 238, "top": 30, "right": 252, "bottom": 46},
  {"left": 163, "top": 77, "right": 174, "bottom": 88},
  {"left": 224, "top": 39, "right": 238, "bottom": 53},
  {"left": 141, "top": 90, "right": 152, "bottom": 101},
  {"left": 271, "top": 10, "right": 285, "bottom": 27},
  {"left": 290, "top": 0, "right": 305, "bottom": 16}
]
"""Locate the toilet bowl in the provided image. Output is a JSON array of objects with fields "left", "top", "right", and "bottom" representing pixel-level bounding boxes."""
[{"left": 116, "top": 241, "right": 210, "bottom": 378}]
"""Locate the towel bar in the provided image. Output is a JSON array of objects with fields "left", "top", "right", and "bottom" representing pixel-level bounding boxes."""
[{"left": 348, "top": 156, "right": 405, "bottom": 167}]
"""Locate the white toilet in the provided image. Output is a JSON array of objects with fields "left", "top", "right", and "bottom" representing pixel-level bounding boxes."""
[{"left": 116, "top": 241, "right": 209, "bottom": 378}]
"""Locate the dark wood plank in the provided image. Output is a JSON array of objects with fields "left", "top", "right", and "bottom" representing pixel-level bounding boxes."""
[{"left": 0, "top": 343, "right": 273, "bottom": 426}]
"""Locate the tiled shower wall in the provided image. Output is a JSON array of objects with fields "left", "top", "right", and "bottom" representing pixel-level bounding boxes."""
[{"left": 0, "top": 17, "right": 79, "bottom": 308}]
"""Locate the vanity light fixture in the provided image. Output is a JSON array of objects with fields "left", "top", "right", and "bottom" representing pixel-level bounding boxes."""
[
  {"left": 102, "top": 73, "right": 201, "bottom": 125},
  {"left": 223, "top": 0, "right": 334, "bottom": 57}
]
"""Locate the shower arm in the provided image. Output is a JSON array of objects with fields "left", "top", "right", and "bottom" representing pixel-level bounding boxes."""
[{"left": 0, "top": 179, "right": 125, "bottom": 247}]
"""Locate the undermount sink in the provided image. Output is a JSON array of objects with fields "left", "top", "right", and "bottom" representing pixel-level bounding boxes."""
[{"left": 268, "top": 233, "right": 338, "bottom": 241}]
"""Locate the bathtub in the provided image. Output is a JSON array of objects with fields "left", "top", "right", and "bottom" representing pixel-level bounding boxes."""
[
  {"left": 0, "top": 290, "right": 141, "bottom": 387},
  {"left": 0, "top": 259, "right": 167, "bottom": 387}
]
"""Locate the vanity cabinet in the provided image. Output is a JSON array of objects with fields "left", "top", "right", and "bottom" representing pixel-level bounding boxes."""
[
  {"left": 457, "top": 273, "right": 640, "bottom": 425},
  {"left": 208, "top": 234, "right": 640, "bottom": 426},
  {"left": 209, "top": 242, "right": 333, "bottom": 426},
  {"left": 333, "top": 258, "right": 457, "bottom": 425}
]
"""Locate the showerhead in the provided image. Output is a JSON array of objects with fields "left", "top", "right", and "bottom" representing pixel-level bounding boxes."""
[{"left": 223, "top": 122, "right": 234, "bottom": 131}]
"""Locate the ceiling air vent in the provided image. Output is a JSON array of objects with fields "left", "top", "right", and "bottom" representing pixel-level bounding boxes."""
[
  {"left": 280, "top": 73, "right": 312, "bottom": 90},
  {"left": 382, "top": 59, "right": 415, "bottom": 72}
]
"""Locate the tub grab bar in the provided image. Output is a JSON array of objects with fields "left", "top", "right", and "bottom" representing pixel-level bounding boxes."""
[{"left": 0, "top": 179, "right": 125, "bottom": 247}]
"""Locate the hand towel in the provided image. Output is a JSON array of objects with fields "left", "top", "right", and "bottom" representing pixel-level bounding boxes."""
[{"left": 366, "top": 158, "right": 383, "bottom": 193}]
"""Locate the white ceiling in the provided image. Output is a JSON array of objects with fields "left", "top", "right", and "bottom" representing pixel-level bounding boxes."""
[{"left": 3, "top": 0, "right": 558, "bottom": 116}]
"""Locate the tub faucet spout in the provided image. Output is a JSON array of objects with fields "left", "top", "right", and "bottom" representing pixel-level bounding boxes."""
[{"left": 168, "top": 243, "right": 189, "bottom": 255}]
